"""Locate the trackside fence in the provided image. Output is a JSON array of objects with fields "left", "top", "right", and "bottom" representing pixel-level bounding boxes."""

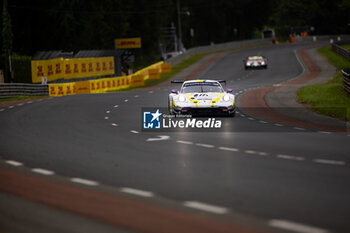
[
  {"left": 332, "top": 41, "right": 350, "bottom": 61},
  {"left": 342, "top": 68, "right": 350, "bottom": 95},
  {"left": 0, "top": 83, "right": 48, "bottom": 98}
]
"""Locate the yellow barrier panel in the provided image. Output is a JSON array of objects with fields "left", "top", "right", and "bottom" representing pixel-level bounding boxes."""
[
  {"left": 32, "top": 57, "right": 115, "bottom": 83},
  {"left": 131, "top": 75, "right": 144, "bottom": 87},
  {"left": 63, "top": 59, "right": 74, "bottom": 79},
  {"left": 46, "top": 61, "right": 169, "bottom": 96},
  {"left": 31, "top": 60, "right": 46, "bottom": 83},
  {"left": 161, "top": 63, "right": 171, "bottom": 73},
  {"left": 148, "top": 68, "right": 160, "bottom": 80},
  {"left": 75, "top": 81, "right": 91, "bottom": 94}
]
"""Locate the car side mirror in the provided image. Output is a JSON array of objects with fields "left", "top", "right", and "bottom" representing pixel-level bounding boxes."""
[
  {"left": 171, "top": 89, "right": 178, "bottom": 94},
  {"left": 226, "top": 88, "right": 233, "bottom": 93}
]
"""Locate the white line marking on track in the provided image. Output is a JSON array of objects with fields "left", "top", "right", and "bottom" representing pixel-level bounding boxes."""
[
  {"left": 0, "top": 109, "right": 5, "bottom": 112},
  {"left": 240, "top": 114, "right": 246, "bottom": 117},
  {"left": 134, "top": 95, "right": 139, "bottom": 98},
  {"left": 245, "top": 150, "right": 257, "bottom": 154},
  {"left": 148, "top": 91, "right": 154, "bottom": 94},
  {"left": 294, "top": 127, "right": 305, "bottom": 131},
  {"left": 106, "top": 110, "right": 110, "bottom": 114},
  {"left": 17, "top": 103, "right": 24, "bottom": 106},
  {"left": 184, "top": 201, "right": 228, "bottom": 214},
  {"left": 5, "top": 160, "right": 23, "bottom": 166},
  {"left": 111, "top": 123, "right": 118, "bottom": 127},
  {"left": 259, "top": 120, "right": 267, "bottom": 123},
  {"left": 196, "top": 143, "right": 215, "bottom": 148},
  {"left": 313, "top": 159, "right": 345, "bottom": 166},
  {"left": 247, "top": 117, "right": 255, "bottom": 121},
  {"left": 176, "top": 140, "right": 193, "bottom": 145},
  {"left": 277, "top": 154, "right": 304, "bottom": 161},
  {"left": 8, "top": 106, "right": 14, "bottom": 109},
  {"left": 319, "top": 131, "right": 331, "bottom": 134},
  {"left": 71, "top": 178, "right": 99, "bottom": 186},
  {"left": 124, "top": 99, "right": 128, "bottom": 102},
  {"left": 258, "top": 152, "right": 269, "bottom": 156},
  {"left": 274, "top": 123, "right": 284, "bottom": 127},
  {"left": 105, "top": 116, "right": 109, "bottom": 120},
  {"left": 27, "top": 101, "right": 33, "bottom": 104},
  {"left": 120, "top": 187, "right": 154, "bottom": 197},
  {"left": 32, "top": 168, "right": 55, "bottom": 175},
  {"left": 130, "top": 130, "right": 139, "bottom": 134},
  {"left": 114, "top": 105, "right": 119, "bottom": 108},
  {"left": 146, "top": 135, "right": 170, "bottom": 142},
  {"left": 268, "top": 219, "right": 329, "bottom": 233},
  {"left": 218, "top": 146, "right": 239, "bottom": 152}
]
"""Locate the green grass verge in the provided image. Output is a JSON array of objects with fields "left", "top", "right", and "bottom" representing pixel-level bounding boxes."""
[
  {"left": 0, "top": 95, "right": 48, "bottom": 103},
  {"left": 297, "top": 45, "right": 350, "bottom": 121},
  {"left": 341, "top": 44, "right": 350, "bottom": 51}
]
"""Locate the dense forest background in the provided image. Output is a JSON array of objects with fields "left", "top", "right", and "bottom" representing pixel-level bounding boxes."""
[{"left": 1, "top": 0, "right": 350, "bottom": 65}]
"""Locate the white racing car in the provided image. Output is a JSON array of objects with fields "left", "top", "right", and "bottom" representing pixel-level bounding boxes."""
[
  {"left": 243, "top": 56, "right": 268, "bottom": 69},
  {"left": 168, "top": 79, "right": 236, "bottom": 117}
]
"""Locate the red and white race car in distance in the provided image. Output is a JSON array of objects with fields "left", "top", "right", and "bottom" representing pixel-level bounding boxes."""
[
  {"left": 168, "top": 80, "right": 236, "bottom": 117},
  {"left": 243, "top": 56, "right": 268, "bottom": 69}
]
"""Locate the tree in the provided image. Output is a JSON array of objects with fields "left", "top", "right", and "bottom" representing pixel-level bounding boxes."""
[{"left": 2, "top": 0, "right": 14, "bottom": 82}]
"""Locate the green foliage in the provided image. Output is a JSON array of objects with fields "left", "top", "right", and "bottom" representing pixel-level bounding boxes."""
[
  {"left": 4, "top": 0, "right": 350, "bottom": 68},
  {"left": 0, "top": 54, "right": 31, "bottom": 83},
  {"left": 2, "top": 2, "right": 13, "bottom": 54}
]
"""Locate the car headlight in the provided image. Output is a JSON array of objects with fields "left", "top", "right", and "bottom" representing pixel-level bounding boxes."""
[
  {"left": 178, "top": 95, "right": 186, "bottom": 102},
  {"left": 223, "top": 94, "right": 230, "bottom": 101}
]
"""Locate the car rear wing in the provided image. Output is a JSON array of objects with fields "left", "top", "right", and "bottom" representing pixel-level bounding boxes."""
[{"left": 171, "top": 80, "right": 185, "bottom": 83}]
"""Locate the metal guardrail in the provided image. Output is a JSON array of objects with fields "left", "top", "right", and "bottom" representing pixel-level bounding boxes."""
[
  {"left": 0, "top": 83, "right": 48, "bottom": 98},
  {"left": 332, "top": 41, "right": 350, "bottom": 61},
  {"left": 342, "top": 68, "right": 350, "bottom": 95}
]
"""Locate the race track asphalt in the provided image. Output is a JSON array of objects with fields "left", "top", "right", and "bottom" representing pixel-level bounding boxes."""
[{"left": 1, "top": 41, "right": 349, "bottom": 233}]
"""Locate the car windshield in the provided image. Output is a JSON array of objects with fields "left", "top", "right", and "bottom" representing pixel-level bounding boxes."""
[{"left": 181, "top": 82, "right": 223, "bottom": 93}]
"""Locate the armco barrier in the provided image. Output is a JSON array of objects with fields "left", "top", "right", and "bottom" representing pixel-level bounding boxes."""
[
  {"left": 342, "top": 68, "right": 350, "bottom": 95},
  {"left": 0, "top": 83, "right": 48, "bottom": 98},
  {"left": 332, "top": 41, "right": 350, "bottom": 61}
]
